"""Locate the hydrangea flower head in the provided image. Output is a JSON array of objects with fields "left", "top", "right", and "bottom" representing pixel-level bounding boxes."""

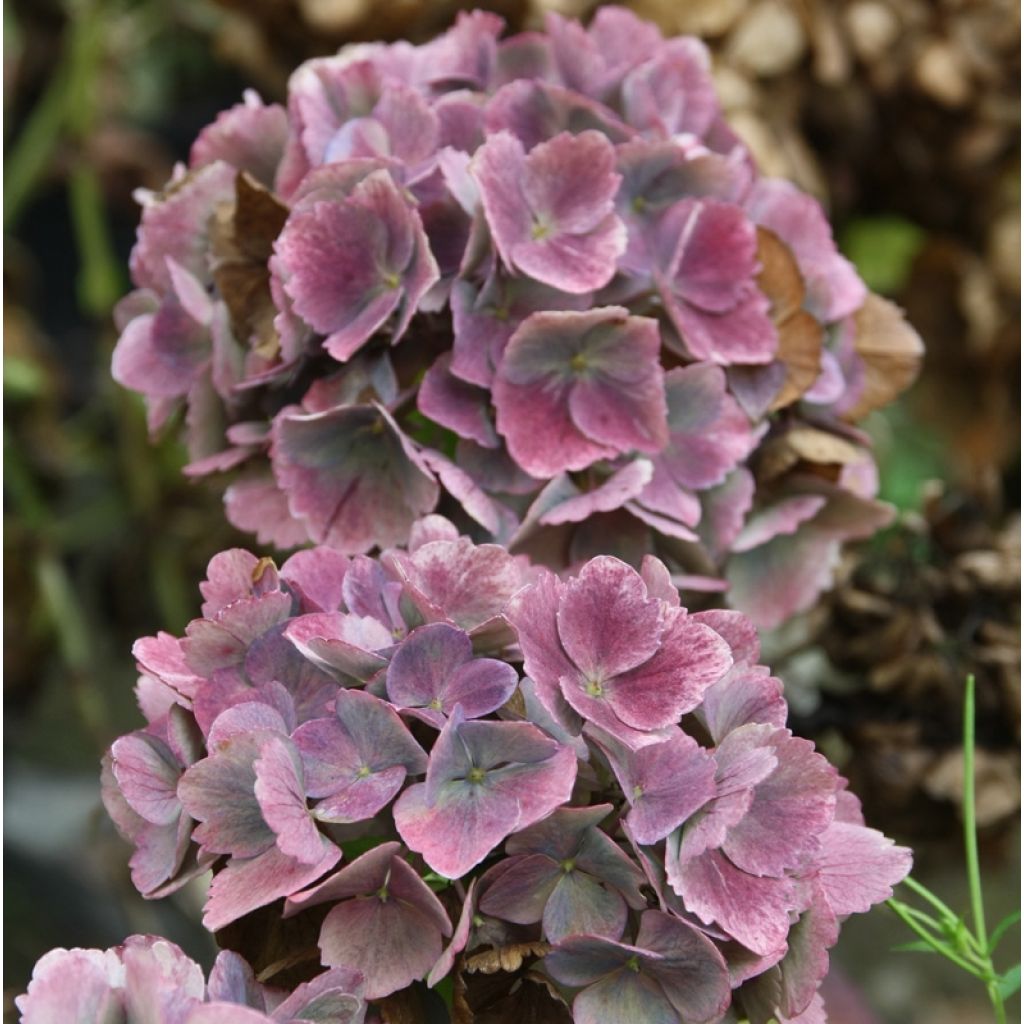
[
  {"left": 110, "top": 7, "right": 922, "bottom": 628},
  {"left": 87, "top": 530, "right": 910, "bottom": 1023}
]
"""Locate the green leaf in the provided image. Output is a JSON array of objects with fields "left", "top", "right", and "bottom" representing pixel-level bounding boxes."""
[
  {"left": 997, "top": 964, "right": 1020, "bottom": 1000},
  {"left": 839, "top": 215, "right": 925, "bottom": 294},
  {"left": 988, "top": 911, "right": 1021, "bottom": 954},
  {"left": 892, "top": 941, "right": 942, "bottom": 954}
]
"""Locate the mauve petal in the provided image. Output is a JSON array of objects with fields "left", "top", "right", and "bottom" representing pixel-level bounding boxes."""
[
  {"left": 272, "top": 965, "right": 367, "bottom": 1021},
  {"left": 572, "top": 972, "right": 678, "bottom": 1024},
  {"left": 190, "top": 91, "right": 288, "bottom": 188},
  {"left": 199, "top": 550, "right": 266, "bottom": 617},
  {"left": 472, "top": 131, "right": 531, "bottom": 268},
  {"left": 566, "top": 323, "right": 668, "bottom": 455},
  {"left": 556, "top": 556, "right": 663, "bottom": 680},
  {"left": 522, "top": 130, "right": 620, "bottom": 235},
  {"left": 130, "top": 161, "right": 236, "bottom": 292},
  {"left": 700, "top": 665, "right": 787, "bottom": 744},
  {"left": 690, "top": 609, "right": 760, "bottom": 664},
  {"left": 285, "top": 842, "right": 399, "bottom": 913},
  {"left": 606, "top": 730, "right": 717, "bottom": 845},
  {"left": 178, "top": 736, "right": 276, "bottom": 859},
  {"left": 121, "top": 935, "right": 206, "bottom": 1024},
  {"left": 722, "top": 732, "right": 837, "bottom": 877},
  {"left": 511, "top": 215, "right": 625, "bottom": 293},
  {"left": 254, "top": 735, "right": 323, "bottom": 864},
  {"left": 493, "top": 371, "right": 614, "bottom": 477},
  {"left": 667, "top": 199, "right": 759, "bottom": 313},
  {"left": 732, "top": 496, "right": 828, "bottom": 553},
  {"left": 478, "top": 853, "right": 562, "bottom": 924},
  {"left": 112, "top": 301, "right": 208, "bottom": 399},
  {"left": 670, "top": 849, "right": 796, "bottom": 955},
  {"left": 621, "top": 38, "right": 717, "bottom": 138},
  {"left": 693, "top": 456, "right": 752, "bottom": 542},
  {"left": 484, "top": 80, "right": 634, "bottom": 151},
  {"left": 386, "top": 623, "right": 473, "bottom": 709},
  {"left": 186, "top": 1005, "right": 269, "bottom": 1024},
  {"left": 388, "top": 535, "right": 527, "bottom": 633},
  {"left": 224, "top": 474, "right": 311, "bottom": 550},
  {"left": 206, "top": 950, "right": 266, "bottom": 1009},
  {"left": 418, "top": 354, "right": 498, "bottom": 448},
  {"left": 313, "top": 765, "right": 406, "bottom": 823},
  {"left": 111, "top": 733, "right": 182, "bottom": 826},
  {"left": 418, "top": 448, "right": 509, "bottom": 538},
  {"left": 675, "top": 724, "right": 778, "bottom": 861},
  {"left": 539, "top": 460, "right": 653, "bottom": 527},
  {"left": 813, "top": 821, "right": 912, "bottom": 917},
  {"left": 743, "top": 892, "right": 838, "bottom": 1023},
  {"left": 543, "top": 870, "right": 628, "bottom": 943},
  {"left": 546, "top": 934, "right": 658, "bottom": 987},
  {"left": 726, "top": 530, "right": 841, "bottom": 630},
  {"left": 659, "top": 368, "right": 757, "bottom": 491},
  {"left": 503, "top": 570, "right": 582, "bottom": 734},
  {"left": 665, "top": 284, "right": 778, "bottom": 366},
  {"left": 393, "top": 779, "right": 520, "bottom": 879},
  {"left": 203, "top": 843, "right": 341, "bottom": 931},
  {"left": 608, "top": 612, "right": 732, "bottom": 730},
  {"left": 318, "top": 898, "right": 442, "bottom": 1000},
  {"left": 285, "top": 612, "right": 390, "bottom": 680},
  {"left": 272, "top": 404, "right": 439, "bottom": 555},
  {"left": 636, "top": 911, "right": 732, "bottom": 1024},
  {"left": 16, "top": 950, "right": 123, "bottom": 1024},
  {"left": 279, "top": 547, "right": 350, "bottom": 615}
]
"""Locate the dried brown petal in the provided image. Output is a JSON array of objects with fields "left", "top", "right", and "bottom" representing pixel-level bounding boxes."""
[{"left": 843, "top": 293, "right": 924, "bottom": 421}]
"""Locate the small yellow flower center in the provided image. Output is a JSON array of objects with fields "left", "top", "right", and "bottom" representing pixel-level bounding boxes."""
[
  {"left": 560, "top": 859, "right": 575, "bottom": 874},
  {"left": 632, "top": 195, "right": 649, "bottom": 213},
  {"left": 530, "top": 220, "right": 551, "bottom": 240},
  {"left": 585, "top": 676, "right": 604, "bottom": 698},
  {"left": 468, "top": 767, "right": 487, "bottom": 784},
  {"left": 356, "top": 765, "right": 372, "bottom": 779},
  {"left": 428, "top": 697, "right": 443, "bottom": 711},
  {"left": 569, "top": 353, "right": 589, "bottom": 373},
  {"left": 626, "top": 955, "right": 641, "bottom": 973},
  {"left": 382, "top": 271, "right": 401, "bottom": 289},
  {"left": 633, "top": 784, "right": 644, "bottom": 799}
]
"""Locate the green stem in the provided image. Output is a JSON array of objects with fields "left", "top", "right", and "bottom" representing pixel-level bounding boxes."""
[
  {"left": 886, "top": 900, "right": 986, "bottom": 979},
  {"left": 962, "top": 675, "right": 987, "bottom": 949}
]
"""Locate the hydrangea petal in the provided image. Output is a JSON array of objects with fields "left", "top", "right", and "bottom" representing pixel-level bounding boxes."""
[
  {"left": 556, "top": 555, "right": 663, "bottom": 680},
  {"left": 253, "top": 734, "right": 323, "bottom": 864},
  {"left": 670, "top": 848, "right": 796, "bottom": 955},
  {"left": 272, "top": 404, "right": 439, "bottom": 555}
]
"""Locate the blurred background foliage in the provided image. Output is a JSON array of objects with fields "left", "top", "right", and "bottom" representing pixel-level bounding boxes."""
[{"left": 3, "top": 1, "right": 1019, "bottom": 1022}]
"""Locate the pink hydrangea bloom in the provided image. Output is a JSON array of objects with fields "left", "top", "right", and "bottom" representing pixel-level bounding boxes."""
[
  {"left": 89, "top": 536, "right": 910, "bottom": 1022},
  {"left": 109, "top": 6, "right": 921, "bottom": 629}
]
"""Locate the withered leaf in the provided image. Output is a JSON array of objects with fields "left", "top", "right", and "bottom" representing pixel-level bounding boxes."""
[
  {"left": 770, "top": 308, "right": 823, "bottom": 410},
  {"left": 757, "top": 426, "right": 866, "bottom": 481},
  {"left": 463, "top": 942, "right": 551, "bottom": 975},
  {"left": 210, "top": 172, "right": 290, "bottom": 353},
  {"left": 756, "top": 227, "right": 824, "bottom": 410},
  {"left": 756, "top": 227, "right": 804, "bottom": 322},
  {"left": 844, "top": 292, "right": 925, "bottom": 420}
]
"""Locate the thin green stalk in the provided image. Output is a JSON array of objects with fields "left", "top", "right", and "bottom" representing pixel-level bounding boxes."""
[
  {"left": 962, "top": 675, "right": 987, "bottom": 948},
  {"left": 887, "top": 901, "right": 986, "bottom": 978}
]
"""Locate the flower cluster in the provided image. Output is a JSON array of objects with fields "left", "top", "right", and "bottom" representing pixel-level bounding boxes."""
[
  {"left": 91, "top": 527, "right": 910, "bottom": 1023},
  {"left": 16, "top": 935, "right": 366, "bottom": 1024},
  {"left": 110, "top": 6, "right": 922, "bottom": 629}
]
